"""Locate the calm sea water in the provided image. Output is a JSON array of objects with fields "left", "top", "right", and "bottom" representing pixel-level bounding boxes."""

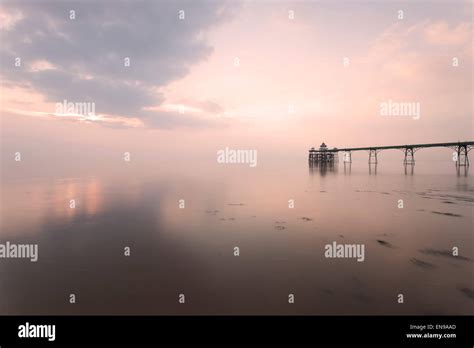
[{"left": 1, "top": 157, "right": 473, "bottom": 315}]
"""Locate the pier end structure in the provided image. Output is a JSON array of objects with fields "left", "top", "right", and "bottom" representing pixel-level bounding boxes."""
[{"left": 308, "top": 142, "right": 337, "bottom": 163}]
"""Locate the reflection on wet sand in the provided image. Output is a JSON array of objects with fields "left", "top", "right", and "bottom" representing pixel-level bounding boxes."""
[
  {"left": 404, "top": 163, "right": 415, "bottom": 176},
  {"left": 343, "top": 162, "right": 351, "bottom": 175},
  {"left": 456, "top": 165, "right": 469, "bottom": 177},
  {"left": 309, "top": 161, "right": 337, "bottom": 176},
  {"left": 369, "top": 163, "right": 377, "bottom": 175}
]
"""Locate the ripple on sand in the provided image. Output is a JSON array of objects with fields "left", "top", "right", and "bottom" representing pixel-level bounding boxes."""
[
  {"left": 458, "top": 287, "right": 474, "bottom": 300},
  {"left": 410, "top": 258, "right": 436, "bottom": 269},
  {"left": 376, "top": 239, "right": 395, "bottom": 248},
  {"left": 418, "top": 249, "right": 472, "bottom": 261},
  {"left": 431, "top": 211, "right": 462, "bottom": 217}
]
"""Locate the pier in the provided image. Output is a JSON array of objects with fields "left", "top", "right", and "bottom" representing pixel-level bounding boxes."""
[{"left": 309, "top": 141, "right": 474, "bottom": 166}]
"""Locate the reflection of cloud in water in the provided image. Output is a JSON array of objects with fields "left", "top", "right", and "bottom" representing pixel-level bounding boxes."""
[
  {"left": 0, "top": 186, "right": 210, "bottom": 315},
  {"left": 2, "top": 177, "right": 107, "bottom": 235}
]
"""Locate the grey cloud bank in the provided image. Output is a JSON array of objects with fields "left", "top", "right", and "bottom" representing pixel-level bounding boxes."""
[{"left": 1, "top": 0, "right": 236, "bottom": 128}]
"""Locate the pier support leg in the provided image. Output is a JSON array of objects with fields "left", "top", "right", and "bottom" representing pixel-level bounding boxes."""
[
  {"left": 404, "top": 147, "right": 415, "bottom": 165},
  {"left": 456, "top": 145, "right": 469, "bottom": 166},
  {"left": 343, "top": 151, "right": 352, "bottom": 163},
  {"left": 368, "top": 149, "right": 377, "bottom": 164}
]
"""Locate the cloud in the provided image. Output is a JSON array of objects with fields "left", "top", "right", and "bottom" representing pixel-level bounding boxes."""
[
  {"left": 366, "top": 19, "right": 472, "bottom": 85},
  {"left": 0, "top": 0, "right": 236, "bottom": 128},
  {"left": 140, "top": 110, "right": 228, "bottom": 129},
  {"left": 423, "top": 21, "right": 471, "bottom": 46}
]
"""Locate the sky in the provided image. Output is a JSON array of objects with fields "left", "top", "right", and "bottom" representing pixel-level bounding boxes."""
[{"left": 0, "top": 0, "right": 472, "bottom": 162}]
